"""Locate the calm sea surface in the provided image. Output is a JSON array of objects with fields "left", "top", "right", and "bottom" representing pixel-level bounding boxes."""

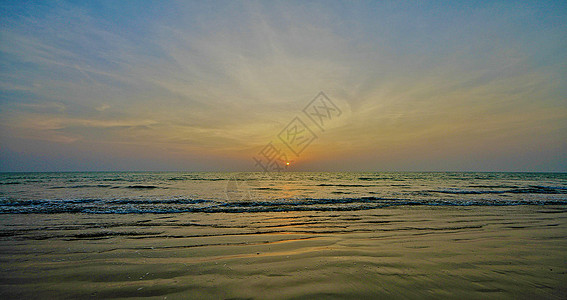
[
  {"left": 1, "top": 172, "right": 566, "bottom": 214},
  {"left": 1, "top": 172, "right": 566, "bottom": 298}
]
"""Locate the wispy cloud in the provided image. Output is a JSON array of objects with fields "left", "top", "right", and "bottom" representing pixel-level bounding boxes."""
[{"left": 1, "top": 0, "right": 565, "bottom": 171}]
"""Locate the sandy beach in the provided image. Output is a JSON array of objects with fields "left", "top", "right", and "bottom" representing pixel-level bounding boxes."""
[{"left": 1, "top": 205, "right": 566, "bottom": 299}]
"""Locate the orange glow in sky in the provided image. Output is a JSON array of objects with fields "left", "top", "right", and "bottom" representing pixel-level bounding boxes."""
[{"left": 0, "top": 1, "right": 565, "bottom": 172}]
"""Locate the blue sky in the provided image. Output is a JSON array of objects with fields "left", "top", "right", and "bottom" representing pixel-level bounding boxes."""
[{"left": 1, "top": 0, "right": 566, "bottom": 171}]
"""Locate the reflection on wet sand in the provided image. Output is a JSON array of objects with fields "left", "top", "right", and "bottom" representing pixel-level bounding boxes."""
[{"left": 1, "top": 206, "right": 566, "bottom": 298}]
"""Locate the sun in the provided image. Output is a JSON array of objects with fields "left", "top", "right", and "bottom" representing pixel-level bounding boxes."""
[{"left": 286, "top": 162, "right": 290, "bottom": 166}]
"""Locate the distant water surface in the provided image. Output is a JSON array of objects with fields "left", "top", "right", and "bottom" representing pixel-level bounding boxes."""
[{"left": 1, "top": 172, "right": 566, "bottom": 213}]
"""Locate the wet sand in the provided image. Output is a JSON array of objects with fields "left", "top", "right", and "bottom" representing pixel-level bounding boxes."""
[{"left": 1, "top": 206, "right": 566, "bottom": 299}]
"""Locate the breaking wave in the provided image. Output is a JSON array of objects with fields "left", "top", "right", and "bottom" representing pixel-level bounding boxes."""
[{"left": 1, "top": 196, "right": 566, "bottom": 214}]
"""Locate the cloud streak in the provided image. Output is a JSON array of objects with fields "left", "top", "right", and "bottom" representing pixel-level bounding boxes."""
[{"left": 0, "top": 0, "right": 565, "bottom": 171}]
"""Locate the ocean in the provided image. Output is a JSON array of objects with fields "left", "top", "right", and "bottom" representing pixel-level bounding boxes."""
[
  {"left": 1, "top": 172, "right": 566, "bottom": 298},
  {"left": 2, "top": 172, "right": 566, "bottom": 214}
]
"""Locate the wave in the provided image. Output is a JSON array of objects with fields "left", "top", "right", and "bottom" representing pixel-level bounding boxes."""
[
  {"left": 168, "top": 177, "right": 225, "bottom": 181},
  {"left": 126, "top": 185, "right": 162, "bottom": 189},
  {"left": 468, "top": 185, "right": 519, "bottom": 189},
  {"left": 317, "top": 184, "right": 374, "bottom": 187},
  {"left": 100, "top": 178, "right": 124, "bottom": 182},
  {"left": 107, "top": 199, "right": 211, "bottom": 205},
  {"left": 50, "top": 184, "right": 114, "bottom": 189},
  {"left": 431, "top": 186, "right": 567, "bottom": 195},
  {"left": 47, "top": 184, "right": 170, "bottom": 189},
  {"left": 0, "top": 196, "right": 566, "bottom": 214},
  {"left": 0, "top": 181, "right": 22, "bottom": 185}
]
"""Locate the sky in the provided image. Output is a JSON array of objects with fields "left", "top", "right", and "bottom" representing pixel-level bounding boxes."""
[{"left": 0, "top": 0, "right": 566, "bottom": 172}]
